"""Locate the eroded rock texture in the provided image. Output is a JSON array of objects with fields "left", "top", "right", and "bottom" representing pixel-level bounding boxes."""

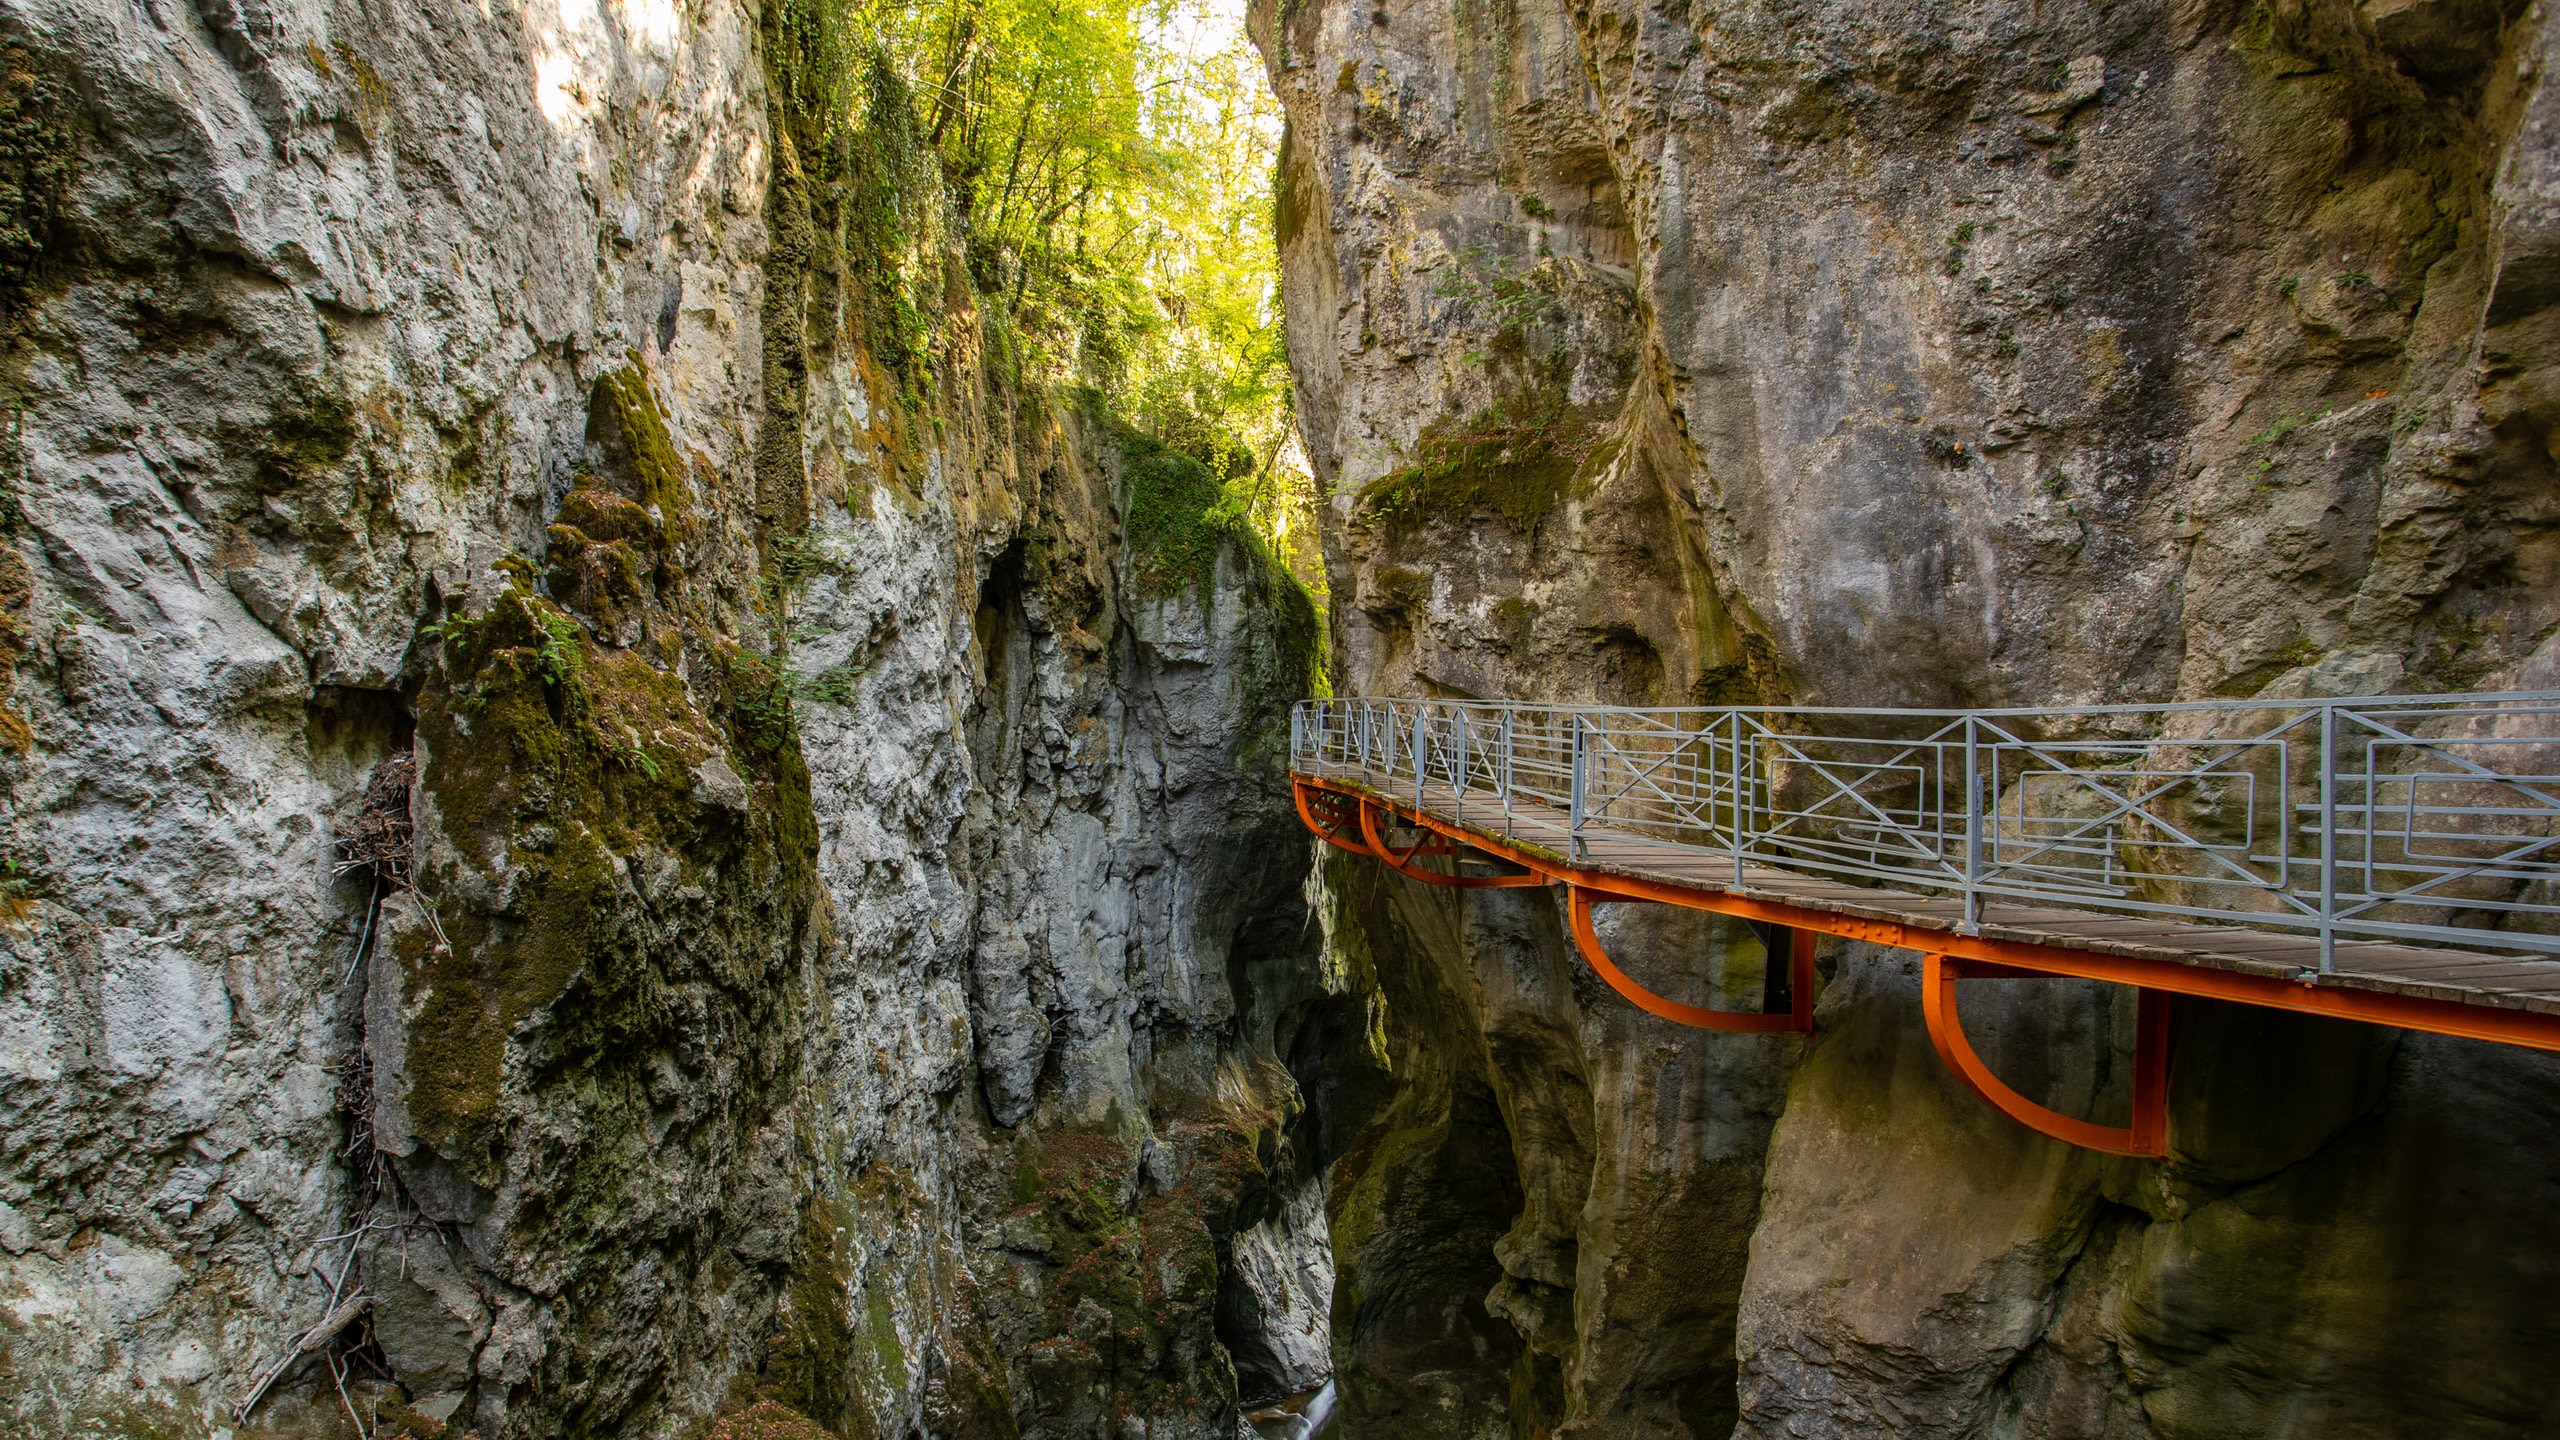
[
  {"left": 0, "top": 3, "right": 1339, "bottom": 1438},
  {"left": 1258, "top": 0, "right": 2560, "bottom": 1433}
]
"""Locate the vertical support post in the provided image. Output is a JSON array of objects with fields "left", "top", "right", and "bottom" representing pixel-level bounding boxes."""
[
  {"left": 2320, "top": 701, "right": 2338, "bottom": 974},
  {"left": 1731, "top": 711, "right": 1746, "bottom": 890},
  {"left": 2130, "top": 987, "right": 2172, "bottom": 1156},
  {"left": 1415, "top": 707, "right": 1428, "bottom": 808},
  {"left": 1501, "top": 708, "right": 1515, "bottom": 840},
  {"left": 1454, "top": 707, "right": 1468, "bottom": 825},
  {"left": 1963, "top": 718, "right": 1983, "bottom": 935},
  {"left": 1570, "top": 717, "right": 1588, "bottom": 861},
  {"left": 1791, "top": 927, "right": 1819, "bottom": 1033}
]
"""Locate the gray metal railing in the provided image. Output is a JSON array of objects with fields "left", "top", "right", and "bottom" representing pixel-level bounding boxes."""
[{"left": 1289, "top": 693, "right": 2560, "bottom": 968}]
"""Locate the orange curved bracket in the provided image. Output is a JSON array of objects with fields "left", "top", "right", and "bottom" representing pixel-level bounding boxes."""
[
  {"left": 1287, "top": 770, "right": 2560, "bottom": 1155},
  {"left": 1566, "top": 884, "right": 1815, "bottom": 1032},
  {"left": 1295, "top": 781, "right": 1374, "bottom": 858},
  {"left": 1358, "top": 797, "right": 1545, "bottom": 888},
  {"left": 1922, "top": 953, "right": 2170, "bottom": 1158}
]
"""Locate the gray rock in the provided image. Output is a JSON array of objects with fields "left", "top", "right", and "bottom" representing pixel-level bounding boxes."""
[{"left": 1256, "top": 0, "right": 2560, "bottom": 1431}]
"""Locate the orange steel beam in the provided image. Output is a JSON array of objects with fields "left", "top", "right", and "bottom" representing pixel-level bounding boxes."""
[
  {"left": 1295, "top": 776, "right": 2560, "bottom": 1054},
  {"left": 1354, "top": 793, "right": 1546, "bottom": 889},
  {"left": 1565, "top": 883, "right": 1814, "bottom": 1033},
  {"left": 1295, "top": 783, "right": 1374, "bottom": 859},
  {"left": 1923, "top": 953, "right": 2171, "bottom": 1157}
]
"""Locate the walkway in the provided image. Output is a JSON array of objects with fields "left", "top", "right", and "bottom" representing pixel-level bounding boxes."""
[{"left": 1289, "top": 695, "right": 2560, "bottom": 1156}]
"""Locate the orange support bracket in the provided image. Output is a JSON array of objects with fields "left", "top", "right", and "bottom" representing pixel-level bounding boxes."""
[
  {"left": 1288, "top": 770, "right": 2560, "bottom": 1155},
  {"left": 1295, "top": 780, "right": 1375, "bottom": 859},
  {"left": 1922, "top": 953, "right": 2170, "bottom": 1158},
  {"left": 1356, "top": 794, "right": 1545, "bottom": 889},
  {"left": 1566, "top": 884, "right": 1816, "bottom": 1033}
]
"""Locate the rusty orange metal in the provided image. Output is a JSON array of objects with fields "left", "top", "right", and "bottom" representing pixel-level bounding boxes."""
[
  {"left": 1565, "top": 884, "right": 1815, "bottom": 1033},
  {"left": 1922, "top": 954, "right": 2171, "bottom": 1157},
  {"left": 1294, "top": 782, "right": 1374, "bottom": 859},
  {"left": 1352, "top": 792, "right": 1546, "bottom": 889},
  {"left": 1296, "top": 773, "right": 2560, "bottom": 1155}
]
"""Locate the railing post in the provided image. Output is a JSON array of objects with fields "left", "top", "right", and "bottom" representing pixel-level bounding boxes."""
[
  {"left": 1501, "top": 708, "right": 1515, "bottom": 839},
  {"left": 1731, "top": 710, "right": 1746, "bottom": 889},
  {"left": 1570, "top": 716, "right": 1588, "bottom": 861},
  {"left": 1962, "top": 717, "right": 1982, "bottom": 934},
  {"left": 1414, "top": 708, "right": 1428, "bottom": 808},
  {"left": 2320, "top": 701, "right": 2337, "bottom": 974},
  {"left": 1454, "top": 707, "right": 1468, "bottom": 825}
]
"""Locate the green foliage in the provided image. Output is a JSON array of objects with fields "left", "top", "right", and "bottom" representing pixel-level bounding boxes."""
[
  {"left": 1430, "top": 246, "right": 1565, "bottom": 341},
  {"left": 534, "top": 608, "right": 585, "bottom": 693},
  {"left": 769, "top": 531, "right": 851, "bottom": 584},
  {"left": 1118, "top": 424, "right": 1249, "bottom": 599},
  {"left": 2250, "top": 406, "right": 2333, "bottom": 447},
  {"left": 760, "top": 0, "right": 1330, "bottom": 723},
  {"left": 1356, "top": 389, "right": 1597, "bottom": 541},
  {"left": 772, "top": 0, "right": 1307, "bottom": 533},
  {"left": 722, "top": 648, "right": 799, "bottom": 754},
  {"left": 418, "top": 610, "right": 479, "bottom": 644},
  {"left": 797, "top": 660, "right": 868, "bottom": 705}
]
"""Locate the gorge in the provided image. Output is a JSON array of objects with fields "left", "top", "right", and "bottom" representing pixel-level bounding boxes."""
[{"left": 4, "top": 0, "right": 2560, "bottom": 1437}]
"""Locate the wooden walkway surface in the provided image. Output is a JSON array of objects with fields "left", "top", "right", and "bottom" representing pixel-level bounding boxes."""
[{"left": 1300, "top": 761, "right": 2560, "bottom": 1022}]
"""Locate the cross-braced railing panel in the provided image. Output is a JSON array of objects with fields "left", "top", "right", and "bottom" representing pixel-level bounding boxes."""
[{"left": 1288, "top": 692, "right": 2560, "bottom": 966}]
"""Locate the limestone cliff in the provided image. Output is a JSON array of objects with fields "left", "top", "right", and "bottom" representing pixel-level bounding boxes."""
[
  {"left": 1259, "top": 0, "right": 2560, "bottom": 1433},
  {"left": 0, "top": 3, "right": 1336, "bottom": 1438}
]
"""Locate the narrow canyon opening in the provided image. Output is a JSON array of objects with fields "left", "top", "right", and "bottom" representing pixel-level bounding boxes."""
[{"left": 6, "top": 0, "right": 2560, "bottom": 1438}]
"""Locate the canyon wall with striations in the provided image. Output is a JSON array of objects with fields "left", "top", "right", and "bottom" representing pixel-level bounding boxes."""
[
  {"left": 1257, "top": 0, "right": 2560, "bottom": 1433},
  {"left": 0, "top": 2, "right": 1340, "bottom": 1438}
]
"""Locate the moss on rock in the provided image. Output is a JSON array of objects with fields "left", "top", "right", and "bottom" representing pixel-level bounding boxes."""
[
  {"left": 1355, "top": 387, "right": 1600, "bottom": 543},
  {"left": 1117, "top": 426, "right": 1248, "bottom": 601},
  {"left": 708, "top": 1398, "right": 843, "bottom": 1440},
  {"left": 394, "top": 366, "right": 824, "bottom": 1432},
  {"left": 0, "top": 43, "right": 76, "bottom": 297},
  {"left": 587, "top": 360, "right": 692, "bottom": 526}
]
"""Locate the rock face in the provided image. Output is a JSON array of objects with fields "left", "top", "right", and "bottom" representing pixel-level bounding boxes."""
[
  {"left": 1258, "top": 0, "right": 2560, "bottom": 1433},
  {"left": 0, "top": 3, "right": 1338, "bottom": 1438}
]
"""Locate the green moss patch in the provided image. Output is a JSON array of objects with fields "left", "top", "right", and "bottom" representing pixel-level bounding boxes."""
[
  {"left": 997, "top": 1120, "right": 1259, "bottom": 1422},
  {"left": 394, "top": 368, "right": 825, "bottom": 1431},
  {"left": 0, "top": 44, "right": 76, "bottom": 294},
  {"left": 767, "top": 1202, "right": 865, "bottom": 1435},
  {"left": 1115, "top": 425, "right": 1249, "bottom": 600},
  {"left": 708, "top": 1399, "right": 842, "bottom": 1440},
  {"left": 1355, "top": 389, "right": 1600, "bottom": 542},
  {"left": 588, "top": 360, "right": 692, "bottom": 523},
  {"left": 408, "top": 586, "right": 732, "bottom": 1161}
]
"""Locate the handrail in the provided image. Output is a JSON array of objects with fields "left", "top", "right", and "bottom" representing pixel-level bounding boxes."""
[{"left": 1290, "top": 693, "right": 2560, "bottom": 970}]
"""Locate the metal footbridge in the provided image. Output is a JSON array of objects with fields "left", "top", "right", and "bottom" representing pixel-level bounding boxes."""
[{"left": 1290, "top": 693, "right": 2560, "bottom": 1157}]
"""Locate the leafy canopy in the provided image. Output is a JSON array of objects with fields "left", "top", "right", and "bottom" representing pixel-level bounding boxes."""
[{"left": 802, "top": 0, "right": 1312, "bottom": 592}]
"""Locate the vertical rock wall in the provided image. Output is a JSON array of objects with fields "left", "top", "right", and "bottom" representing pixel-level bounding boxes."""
[
  {"left": 0, "top": 3, "right": 1338, "bottom": 1438},
  {"left": 1258, "top": 0, "right": 2560, "bottom": 1433}
]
